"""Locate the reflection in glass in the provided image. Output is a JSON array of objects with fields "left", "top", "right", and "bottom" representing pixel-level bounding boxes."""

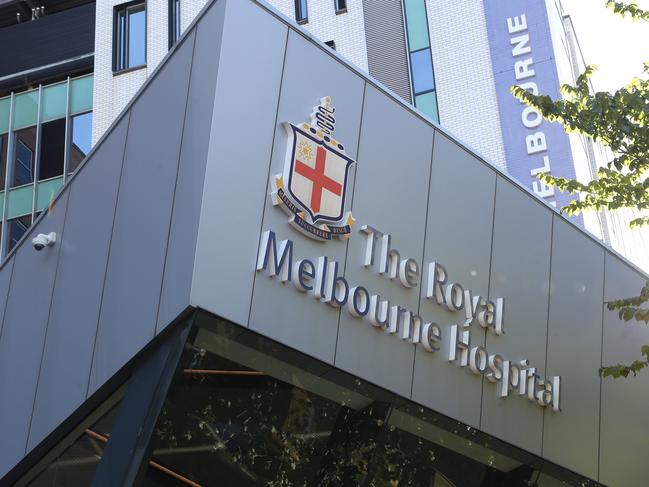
[
  {"left": 410, "top": 48, "right": 435, "bottom": 95},
  {"left": 28, "top": 401, "right": 122, "bottom": 486},
  {"left": 41, "top": 82, "right": 68, "bottom": 122},
  {"left": 169, "top": 0, "right": 181, "bottom": 47},
  {"left": 7, "top": 214, "right": 31, "bottom": 253},
  {"left": 115, "top": 3, "right": 146, "bottom": 71},
  {"left": 0, "top": 133, "right": 7, "bottom": 190},
  {"left": 295, "top": 0, "right": 308, "bottom": 23},
  {"left": 39, "top": 118, "right": 66, "bottom": 181},
  {"left": 13, "top": 90, "right": 38, "bottom": 130},
  {"left": 140, "top": 315, "right": 603, "bottom": 487},
  {"left": 128, "top": 8, "right": 146, "bottom": 66},
  {"left": 12, "top": 127, "right": 36, "bottom": 187},
  {"left": 69, "top": 112, "right": 93, "bottom": 173},
  {"left": 415, "top": 91, "right": 439, "bottom": 123}
]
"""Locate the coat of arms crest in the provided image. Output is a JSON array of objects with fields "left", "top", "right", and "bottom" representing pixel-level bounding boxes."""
[{"left": 272, "top": 97, "right": 355, "bottom": 241}]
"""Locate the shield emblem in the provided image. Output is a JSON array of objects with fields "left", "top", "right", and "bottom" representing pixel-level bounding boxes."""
[{"left": 284, "top": 123, "right": 354, "bottom": 223}]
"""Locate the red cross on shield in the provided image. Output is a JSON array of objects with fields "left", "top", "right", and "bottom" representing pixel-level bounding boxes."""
[{"left": 285, "top": 123, "right": 354, "bottom": 223}]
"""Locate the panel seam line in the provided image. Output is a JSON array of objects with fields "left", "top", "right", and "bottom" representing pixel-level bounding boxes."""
[
  {"left": 541, "top": 215, "right": 555, "bottom": 455},
  {"left": 84, "top": 110, "right": 132, "bottom": 398},
  {"left": 479, "top": 175, "right": 498, "bottom": 429},
  {"left": 334, "top": 81, "right": 367, "bottom": 366},
  {"left": 597, "top": 254, "right": 606, "bottom": 481},
  {"left": 246, "top": 27, "right": 290, "bottom": 328},
  {"left": 409, "top": 127, "right": 436, "bottom": 399},
  {"left": 154, "top": 31, "right": 198, "bottom": 335},
  {"left": 24, "top": 187, "right": 72, "bottom": 453}
]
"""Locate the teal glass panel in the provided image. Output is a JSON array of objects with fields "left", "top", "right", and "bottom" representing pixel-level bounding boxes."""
[
  {"left": 70, "top": 75, "right": 93, "bottom": 115},
  {"left": 0, "top": 191, "right": 5, "bottom": 216},
  {"left": 415, "top": 91, "right": 439, "bottom": 123},
  {"left": 404, "top": 0, "right": 430, "bottom": 52},
  {"left": 7, "top": 184, "right": 34, "bottom": 219},
  {"left": 41, "top": 82, "right": 68, "bottom": 122},
  {"left": 13, "top": 90, "right": 39, "bottom": 130},
  {"left": 0, "top": 97, "right": 10, "bottom": 135},
  {"left": 37, "top": 176, "right": 64, "bottom": 210}
]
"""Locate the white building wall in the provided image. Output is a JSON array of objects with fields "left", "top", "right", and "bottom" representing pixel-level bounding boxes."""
[
  {"left": 93, "top": 0, "right": 209, "bottom": 144},
  {"left": 94, "top": 0, "right": 366, "bottom": 144},
  {"left": 181, "top": 0, "right": 210, "bottom": 31},
  {"left": 425, "top": 0, "right": 507, "bottom": 171},
  {"left": 268, "top": 0, "right": 368, "bottom": 72}
]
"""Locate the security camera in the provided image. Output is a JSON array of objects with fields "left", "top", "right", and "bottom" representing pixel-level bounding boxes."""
[{"left": 32, "top": 232, "right": 56, "bottom": 251}]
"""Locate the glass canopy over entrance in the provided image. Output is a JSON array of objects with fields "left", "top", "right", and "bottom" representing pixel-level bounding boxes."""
[{"left": 17, "top": 310, "right": 604, "bottom": 487}]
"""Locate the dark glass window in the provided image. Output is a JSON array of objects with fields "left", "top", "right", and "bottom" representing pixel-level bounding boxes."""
[
  {"left": 114, "top": 2, "right": 146, "bottom": 72},
  {"left": 12, "top": 127, "right": 36, "bottom": 187},
  {"left": 295, "top": 0, "right": 307, "bottom": 24},
  {"left": 39, "top": 118, "right": 66, "bottom": 181},
  {"left": 139, "top": 313, "right": 603, "bottom": 487},
  {"left": 169, "top": 0, "right": 181, "bottom": 48},
  {"left": 0, "top": 133, "right": 7, "bottom": 191},
  {"left": 7, "top": 214, "right": 31, "bottom": 253},
  {"left": 410, "top": 48, "right": 435, "bottom": 94},
  {"left": 24, "top": 398, "right": 123, "bottom": 485},
  {"left": 335, "top": 0, "right": 347, "bottom": 13},
  {"left": 69, "top": 112, "right": 93, "bottom": 173}
]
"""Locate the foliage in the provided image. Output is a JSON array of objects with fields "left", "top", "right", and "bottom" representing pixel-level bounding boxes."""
[
  {"left": 511, "top": 1, "right": 649, "bottom": 378},
  {"left": 605, "top": 1, "right": 649, "bottom": 20},
  {"left": 603, "top": 282, "right": 649, "bottom": 377}
]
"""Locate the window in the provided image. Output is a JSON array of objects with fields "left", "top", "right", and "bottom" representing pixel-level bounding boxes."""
[
  {"left": 39, "top": 118, "right": 66, "bottom": 181},
  {"left": 410, "top": 48, "right": 435, "bottom": 94},
  {"left": 0, "top": 134, "right": 7, "bottom": 191},
  {"left": 12, "top": 127, "right": 36, "bottom": 187},
  {"left": 7, "top": 214, "right": 31, "bottom": 253},
  {"left": 295, "top": 0, "right": 307, "bottom": 24},
  {"left": 18, "top": 389, "right": 126, "bottom": 486},
  {"left": 114, "top": 2, "right": 146, "bottom": 72},
  {"left": 169, "top": 0, "right": 181, "bottom": 48},
  {"left": 0, "top": 75, "right": 92, "bottom": 261},
  {"left": 69, "top": 112, "right": 93, "bottom": 173},
  {"left": 135, "top": 311, "right": 604, "bottom": 487},
  {"left": 325, "top": 40, "right": 336, "bottom": 50},
  {"left": 335, "top": 0, "right": 347, "bottom": 13},
  {"left": 403, "top": 0, "right": 439, "bottom": 122}
]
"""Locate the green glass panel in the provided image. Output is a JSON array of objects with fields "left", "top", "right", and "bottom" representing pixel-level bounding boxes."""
[
  {"left": 70, "top": 75, "right": 93, "bottom": 115},
  {"left": 404, "top": 0, "right": 430, "bottom": 52},
  {"left": 415, "top": 91, "right": 439, "bottom": 123},
  {"left": 7, "top": 183, "right": 33, "bottom": 219},
  {"left": 41, "top": 82, "right": 68, "bottom": 122},
  {"left": 0, "top": 191, "right": 5, "bottom": 216},
  {"left": 0, "top": 98, "right": 9, "bottom": 135},
  {"left": 14, "top": 90, "right": 39, "bottom": 130},
  {"left": 37, "top": 176, "right": 64, "bottom": 210}
]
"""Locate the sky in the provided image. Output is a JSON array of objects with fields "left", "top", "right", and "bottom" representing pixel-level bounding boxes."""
[{"left": 561, "top": 0, "right": 649, "bottom": 93}]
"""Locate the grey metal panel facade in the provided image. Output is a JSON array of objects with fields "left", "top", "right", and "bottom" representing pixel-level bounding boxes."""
[
  {"left": 362, "top": 0, "right": 412, "bottom": 102},
  {"left": 543, "top": 216, "right": 604, "bottom": 479},
  {"left": 0, "top": 256, "right": 13, "bottom": 341},
  {"left": 480, "top": 178, "right": 552, "bottom": 455},
  {"left": 246, "top": 28, "right": 365, "bottom": 364},
  {"left": 334, "top": 84, "right": 433, "bottom": 397},
  {"left": 88, "top": 32, "right": 195, "bottom": 394},
  {"left": 27, "top": 115, "right": 130, "bottom": 451},
  {"left": 600, "top": 254, "right": 649, "bottom": 487},
  {"left": 0, "top": 190, "right": 69, "bottom": 476},
  {"left": 412, "top": 133, "right": 496, "bottom": 428},
  {"left": 190, "top": 0, "right": 288, "bottom": 327},
  {"left": 156, "top": 0, "right": 226, "bottom": 333},
  {"left": 0, "top": 1, "right": 226, "bottom": 476}
]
